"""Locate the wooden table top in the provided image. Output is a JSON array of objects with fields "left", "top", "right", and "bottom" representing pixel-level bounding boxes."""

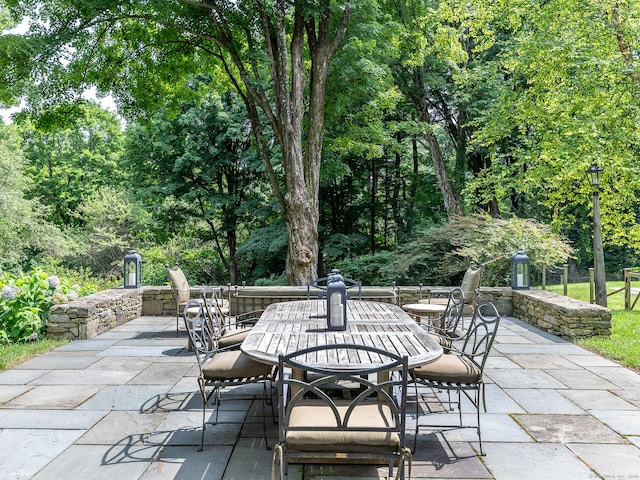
[{"left": 241, "top": 299, "right": 442, "bottom": 369}]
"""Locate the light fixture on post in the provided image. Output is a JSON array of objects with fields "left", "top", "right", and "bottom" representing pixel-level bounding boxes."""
[
  {"left": 588, "top": 163, "right": 607, "bottom": 307},
  {"left": 511, "top": 251, "right": 530, "bottom": 289},
  {"left": 326, "top": 269, "right": 347, "bottom": 331},
  {"left": 123, "top": 250, "right": 142, "bottom": 289}
]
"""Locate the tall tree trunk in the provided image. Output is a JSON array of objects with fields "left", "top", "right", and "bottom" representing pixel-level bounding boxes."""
[
  {"left": 207, "top": 1, "right": 351, "bottom": 285},
  {"left": 424, "top": 131, "right": 463, "bottom": 216},
  {"left": 611, "top": 2, "right": 640, "bottom": 86},
  {"left": 370, "top": 157, "right": 378, "bottom": 254}
]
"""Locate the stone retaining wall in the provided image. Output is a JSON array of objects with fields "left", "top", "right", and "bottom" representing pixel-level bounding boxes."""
[
  {"left": 47, "top": 285, "right": 611, "bottom": 341},
  {"left": 512, "top": 288, "right": 611, "bottom": 339},
  {"left": 47, "top": 288, "right": 143, "bottom": 340}
]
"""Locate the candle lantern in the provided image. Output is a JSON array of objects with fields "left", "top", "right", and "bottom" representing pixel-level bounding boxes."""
[
  {"left": 511, "top": 251, "right": 530, "bottom": 290},
  {"left": 123, "top": 250, "right": 142, "bottom": 288},
  {"left": 326, "top": 269, "right": 347, "bottom": 331}
]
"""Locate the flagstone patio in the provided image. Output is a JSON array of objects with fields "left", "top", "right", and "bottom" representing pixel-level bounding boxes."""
[{"left": 1, "top": 314, "right": 639, "bottom": 479}]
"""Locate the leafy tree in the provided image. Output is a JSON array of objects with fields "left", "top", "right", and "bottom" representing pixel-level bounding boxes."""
[
  {"left": 0, "top": 0, "right": 358, "bottom": 285},
  {"left": 70, "top": 185, "right": 154, "bottom": 277},
  {"left": 470, "top": 0, "right": 640, "bottom": 267},
  {"left": 338, "top": 215, "right": 574, "bottom": 287},
  {"left": 123, "top": 89, "right": 267, "bottom": 284},
  {"left": 0, "top": 123, "right": 68, "bottom": 271},
  {"left": 17, "top": 102, "right": 124, "bottom": 226}
]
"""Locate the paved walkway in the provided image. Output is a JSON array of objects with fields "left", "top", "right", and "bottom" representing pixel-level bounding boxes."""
[{"left": 1, "top": 315, "right": 639, "bottom": 479}]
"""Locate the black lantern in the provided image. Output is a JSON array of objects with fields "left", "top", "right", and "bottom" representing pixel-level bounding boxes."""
[
  {"left": 326, "top": 269, "right": 347, "bottom": 331},
  {"left": 588, "top": 163, "right": 603, "bottom": 190},
  {"left": 123, "top": 250, "right": 142, "bottom": 288},
  {"left": 511, "top": 251, "right": 530, "bottom": 290}
]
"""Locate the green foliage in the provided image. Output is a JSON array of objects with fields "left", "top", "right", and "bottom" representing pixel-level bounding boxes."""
[
  {"left": 334, "top": 251, "right": 400, "bottom": 286},
  {"left": 122, "top": 88, "right": 266, "bottom": 283},
  {"left": 344, "top": 215, "right": 573, "bottom": 286},
  {"left": 70, "top": 185, "right": 155, "bottom": 277},
  {"left": 237, "top": 221, "right": 288, "bottom": 283},
  {"left": 18, "top": 102, "right": 125, "bottom": 226},
  {"left": 0, "top": 123, "right": 69, "bottom": 271},
  {"left": 0, "top": 269, "right": 83, "bottom": 344}
]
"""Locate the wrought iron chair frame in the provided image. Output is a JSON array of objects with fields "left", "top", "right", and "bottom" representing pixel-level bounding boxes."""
[
  {"left": 182, "top": 299, "right": 275, "bottom": 451},
  {"left": 410, "top": 301, "right": 501, "bottom": 455},
  {"left": 272, "top": 343, "right": 411, "bottom": 480}
]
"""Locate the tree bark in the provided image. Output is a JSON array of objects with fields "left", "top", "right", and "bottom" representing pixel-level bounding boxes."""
[
  {"left": 611, "top": 2, "right": 640, "bottom": 86},
  {"left": 203, "top": 0, "right": 351, "bottom": 285}
]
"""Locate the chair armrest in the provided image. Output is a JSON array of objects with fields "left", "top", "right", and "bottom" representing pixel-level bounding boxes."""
[{"left": 233, "top": 309, "right": 265, "bottom": 327}]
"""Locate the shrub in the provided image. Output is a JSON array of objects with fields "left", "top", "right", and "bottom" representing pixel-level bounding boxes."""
[
  {"left": 0, "top": 269, "right": 83, "bottom": 344},
  {"left": 333, "top": 215, "right": 574, "bottom": 287}
]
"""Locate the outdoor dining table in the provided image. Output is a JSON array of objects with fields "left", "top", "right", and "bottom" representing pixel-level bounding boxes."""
[{"left": 240, "top": 299, "right": 443, "bottom": 371}]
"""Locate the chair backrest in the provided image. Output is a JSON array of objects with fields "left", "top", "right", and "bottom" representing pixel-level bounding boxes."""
[
  {"left": 442, "top": 287, "right": 466, "bottom": 335},
  {"left": 306, "top": 276, "right": 362, "bottom": 300},
  {"left": 277, "top": 343, "right": 408, "bottom": 453},
  {"left": 461, "top": 301, "right": 501, "bottom": 373},
  {"left": 459, "top": 266, "right": 482, "bottom": 305},
  {"left": 183, "top": 299, "right": 219, "bottom": 367},
  {"left": 167, "top": 264, "right": 191, "bottom": 304},
  {"left": 202, "top": 286, "right": 225, "bottom": 334}
]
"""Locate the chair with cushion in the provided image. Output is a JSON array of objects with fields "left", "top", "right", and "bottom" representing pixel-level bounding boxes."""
[
  {"left": 166, "top": 264, "right": 201, "bottom": 336},
  {"left": 183, "top": 299, "right": 275, "bottom": 451},
  {"left": 409, "top": 301, "right": 500, "bottom": 455},
  {"left": 272, "top": 343, "right": 411, "bottom": 480},
  {"left": 421, "top": 266, "right": 482, "bottom": 315},
  {"left": 201, "top": 286, "right": 251, "bottom": 351},
  {"left": 427, "top": 287, "right": 466, "bottom": 349}
]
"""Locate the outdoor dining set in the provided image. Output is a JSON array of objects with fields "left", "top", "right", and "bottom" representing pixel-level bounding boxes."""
[{"left": 168, "top": 265, "right": 501, "bottom": 480}]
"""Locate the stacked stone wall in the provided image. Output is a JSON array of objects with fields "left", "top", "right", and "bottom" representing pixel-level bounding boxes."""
[
  {"left": 47, "top": 285, "right": 611, "bottom": 341},
  {"left": 512, "top": 289, "right": 611, "bottom": 339},
  {"left": 47, "top": 288, "right": 143, "bottom": 340}
]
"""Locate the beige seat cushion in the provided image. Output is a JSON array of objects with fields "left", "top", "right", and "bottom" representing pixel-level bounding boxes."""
[
  {"left": 285, "top": 399, "right": 400, "bottom": 453},
  {"left": 202, "top": 350, "right": 271, "bottom": 380},
  {"left": 411, "top": 354, "right": 481, "bottom": 384},
  {"left": 218, "top": 329, "right": 251, "bottom": 348},
  {"left": 429, "top": 332, "right": 452, "bottom": 350}
]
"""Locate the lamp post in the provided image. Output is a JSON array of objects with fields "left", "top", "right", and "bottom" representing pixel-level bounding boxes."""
[{"left": 588, "top": 163, "right": 607, "bottom": 307}]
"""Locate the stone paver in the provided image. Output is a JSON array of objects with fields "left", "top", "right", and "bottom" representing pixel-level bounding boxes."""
[{"left": 1, "top": 315, "right": 639, "bottom": 479}]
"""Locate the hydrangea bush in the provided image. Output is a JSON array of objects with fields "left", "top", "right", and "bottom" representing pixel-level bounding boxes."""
[{"left": 0, "top": 270, "right": 81, "bottom": 344}]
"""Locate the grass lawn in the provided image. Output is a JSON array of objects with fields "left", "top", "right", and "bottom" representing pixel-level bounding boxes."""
[
  {"left": 545, "top": 281, "right": 640, "bottom": 371},
  {"left": 0, "top": 339, "right": 69, "bottom": 372}
]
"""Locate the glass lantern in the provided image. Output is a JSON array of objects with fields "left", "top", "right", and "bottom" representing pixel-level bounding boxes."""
[
  {"left": 511, "top": 251, "right": 530, "bottom": 290},
  {"left": 326, "top": 269, "right": 347, "bottom": 331},
  {"left": 123, "top": 250, "right": 142, "bottom": 289}
]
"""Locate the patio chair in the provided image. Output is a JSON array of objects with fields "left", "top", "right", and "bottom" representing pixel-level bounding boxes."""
[
  {"left": 272, "top": 343, "right": 412, "bottom": 480},
  {"left": 409, "top": 301, "right": 500, "bottom": 455},
  {"left": 421, "top": 266, "right": 482, "bottom": 315},
  {"left": 201, "top": 286, "right": 251, "bottom": 351},
  {"left": 427, "top": 287, "right": 466, "bottom": 349},
  {"left": 182, "top": 299, "right": 275, "bottom": 451},
  {"left": 216, "top": 285, "right": 265, "bottom": 328},
  {"left": 166, "top": 264, "right": 201, "bottom": 337}
]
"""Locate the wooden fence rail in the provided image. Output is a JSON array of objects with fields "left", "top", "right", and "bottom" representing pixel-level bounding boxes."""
[{"left": 595, "top": 267, "right": 640, "bottom": 310}]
